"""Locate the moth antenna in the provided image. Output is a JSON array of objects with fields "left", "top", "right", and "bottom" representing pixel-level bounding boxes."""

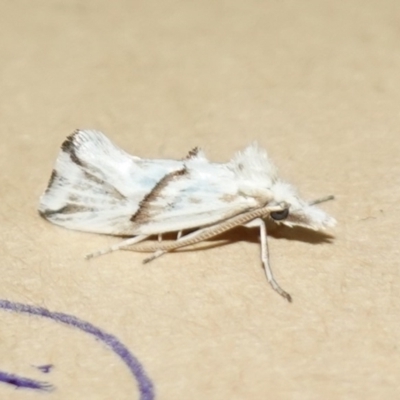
[{"left": 309, "top": 195, "right": 335, "bottom": 206}]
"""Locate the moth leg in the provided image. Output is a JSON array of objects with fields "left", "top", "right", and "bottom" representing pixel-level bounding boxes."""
[
  {"left": 143, "top": 228, "right": 202, "bottom": 263},
  {"left": 143, "top": 249, "right": 166, "bottom": 264},
  {"left": 149, "top": 231, "right": 182, "bottom": 254},
  {"left": 144, "top": 232, "right": 182, "bottom": 261},
  {"left": 85, "top": 234, "right": 150, "bottom": 260},
  {"left": 156, "top": 231, "right": 181, "bottom": 244},
  {"left": 245, "top": 218, "right": 292, "bottom": 302}
]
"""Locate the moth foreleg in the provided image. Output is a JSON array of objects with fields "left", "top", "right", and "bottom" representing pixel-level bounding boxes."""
[{"left": 245, "top": 218, "right": 292, "bottom": 302}]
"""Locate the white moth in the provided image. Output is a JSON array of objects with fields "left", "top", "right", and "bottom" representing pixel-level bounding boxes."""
[{"left": 39, "top": 129, "right": 335, "bottom": 301}]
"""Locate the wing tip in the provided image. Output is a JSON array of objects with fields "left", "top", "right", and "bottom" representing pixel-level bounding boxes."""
[{"left": 60, "top": 129, "right": 80, "bottom": 152}]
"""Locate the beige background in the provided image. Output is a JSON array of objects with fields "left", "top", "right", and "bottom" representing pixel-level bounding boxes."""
[{"left": 1, "top": 0, "right": 400, "bottom": 399}]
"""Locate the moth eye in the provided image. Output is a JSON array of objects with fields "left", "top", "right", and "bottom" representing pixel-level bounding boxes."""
[{"left": 270, "top": 208, "right": 289, "bottom": 221}]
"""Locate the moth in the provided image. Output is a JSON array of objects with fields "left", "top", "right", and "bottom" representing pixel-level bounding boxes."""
[{"left": 39, "top": 129, "right": 336, "bottom": 301}]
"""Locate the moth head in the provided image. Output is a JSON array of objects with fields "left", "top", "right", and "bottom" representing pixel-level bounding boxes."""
[
  {"left": 268, "top": 181, "right": 336, "bottom": 231},
  {"left": 231, "top": 143, "right": 336, "bottom": 231}
]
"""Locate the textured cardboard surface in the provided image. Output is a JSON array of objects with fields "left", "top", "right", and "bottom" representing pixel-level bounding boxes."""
[{"left": 1, "top": 1, "right": 400, "bottom": 398}]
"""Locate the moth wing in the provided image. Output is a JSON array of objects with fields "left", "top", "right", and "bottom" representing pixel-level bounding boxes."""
[
  {"left": 129, "top": 159, "right": 259, "bottom": 235},
  {"left": 39, "top": 130, "right": 184, "bottom": 235},
  {"left": 40, "top": 130, "right": 259, "bottom": 236}
]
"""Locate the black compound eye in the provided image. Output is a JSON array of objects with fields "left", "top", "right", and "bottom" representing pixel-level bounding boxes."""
[{"left": 270, "top": 208, "right": 289, "bottom": 221}]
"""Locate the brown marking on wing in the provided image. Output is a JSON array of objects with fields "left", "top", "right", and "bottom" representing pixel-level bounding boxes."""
[
  {"left": 219, "top": 193, "right": 238, "bottom": 203},
  {"left": 68, "top": 194, "right": 79, "bottom": 202},
  {"left": 184, "top": 147, "right": 200, "bottom": 159},
  {"left": 83, "top": 171, "right": 104, "bottom": 185},
  {"left": 82, "top": 171, "right": 126, "bottom": 201},
  {"left": 39, "top": 204, "right": 93, "bottom": 219},
  {"left": 189, "top": 197, "right": 202, "bottom": 204},
  {"left": 61, "top": 130, "right": 84, "bottom": 166},
  {"left": 131, "top": 167, "right": 188, "bottom": 224}
]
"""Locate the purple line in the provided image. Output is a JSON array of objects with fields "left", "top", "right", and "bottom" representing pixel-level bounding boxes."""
[
  {"left": 0, "top": 299, "right": 154, "bottom": 400},
  {"left": 35, "top": 364, "right": 53, "bottom": 373},
  {"left": 0, "top": 371, "right": 53, "bottom": 391}
]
